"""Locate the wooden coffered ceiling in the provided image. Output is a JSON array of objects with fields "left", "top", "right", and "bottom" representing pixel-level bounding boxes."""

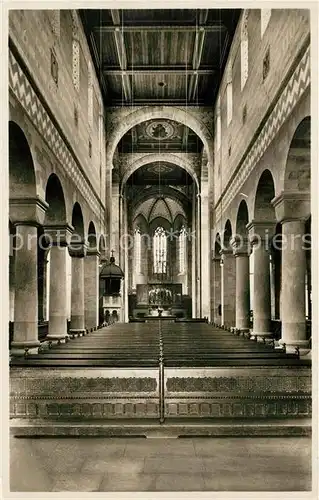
[{"left": 79, "top": 9, "right": 241, "bottom": 106}]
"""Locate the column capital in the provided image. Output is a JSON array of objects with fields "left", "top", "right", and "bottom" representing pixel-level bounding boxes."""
[
  {"left": 246, "top": 220, "right": 276, "bottom": 245},
  {"left": 44, "top": 224, "right": 74, "bottom": 246},
  {"left": 9, "top": 196, "right": 49, "bottom": 226},
  {"left": 69, "top": 241, "right": 88, "bottom": 258},
  {"left": 271, "top": 191, "right": 310, "bottom": 223},
  {"left": 219, "top": 248, "right": 233, "bottom": 257},
  {"left": 86, "top": 248, "right": 101, "bottom": 257},
  {"left": 230, "top": 235, "right": 249, "bottom": 256}
]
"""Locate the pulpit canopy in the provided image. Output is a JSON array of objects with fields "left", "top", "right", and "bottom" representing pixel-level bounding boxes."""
[{"left": 100, "top": 252, "right": 124, "bottom": 296}]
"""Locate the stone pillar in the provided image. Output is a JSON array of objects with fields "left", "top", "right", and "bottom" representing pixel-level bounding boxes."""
[
  {"left": 220, "top": 250, "right": 236, "bottom": 328},
  {"left": 196, "top": 193, "right": 202, "bottom": 317},
  {"left": 247, "top": 221, "right": 275, "bottom": 341},
  {"left": 111, "top": 180, "right": 120, "bottom": 258},
  {"left": 191, "top": 190, "right": 197, "bottom": 317},
  {"left": 200, "top": 182, "right": 211, "bottom": 320},
  {"left": 123, "top": 196, "right": 128, "bottom": 322},
  {"left": 84, "top": 249, "right": 99, "bottom": 329},
  {"left": 11, "top": 224, "right": 39, "bottom": 354},
  {"left": 232, "top": 238, "right": 250, "bottom": 331},
  {"left": 272, "top": 192, "right": 310, "bottom": 354},
  {"left": 69, "top": 243, "right": 87, "bottom": 336},
  {"left": 9, "top": 197, "right": 48, "bottom": 355},
  {"left": 45, "top": 225, "right": 73, "bottom": 342},
  {"left": 42, "top": 252, "right": 49, "bottom": 321},
  {"left": 9, "top": 249, "right": 15, "bottom": 322},
  {"left": 212, "top": 257, "right": 221, "bottom": 324}
]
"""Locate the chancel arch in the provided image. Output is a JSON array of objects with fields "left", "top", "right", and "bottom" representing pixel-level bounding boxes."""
[
  {"left": 120, "top": 153, "right": 200, "bottom": 193},
  {"left": 107, "top": 107, "right": 213, "bottom": 174}
]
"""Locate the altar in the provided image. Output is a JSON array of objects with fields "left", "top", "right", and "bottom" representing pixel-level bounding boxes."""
[{"left": 131, "top": 283, "right": 187, "bottom": 320}]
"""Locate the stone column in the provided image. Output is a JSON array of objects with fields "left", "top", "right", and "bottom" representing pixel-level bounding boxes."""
[
  {"left": 272, "top": 192, "right": 310, "bottom": 354},
  {"left": 191, "top": 190, "right": 197, "bottom": 317},
  {"left": 45, "top": 225, "right": 73, "bottom": 342},
  {"left": 247, "top": 221, "right": 275, "bottom": 341},
  {"left": 220, "top": 249, "right": 236, "bottom": 328},
  {"left": 200, "top": 183, "right": 211, "bottom": 320},
  {"left": 9, "top": 248, "right": 15, "bottom": 322},
  {"left": 212, "top": 257, "right": 222, "bottom": 324},
  {"left": 111, "top": 180, "right": 120, "bottom": 258},
  {"left": 84, "top": 249, "right": 99, "bottom": 329},
  {"left": 9, "top": 197, "right": 48, "bottom": 355},
  {"left": 123, "top": 196, "right": 128, "bottom": 322},
  {"left": 196, "top": 193, "right": 202, "bottom": 317},
  {"left": 232, "top": 238, "right": 250, "bottom": 332},
  {"left": 69, "top": 243, "right": 87, "bottom": 336}
]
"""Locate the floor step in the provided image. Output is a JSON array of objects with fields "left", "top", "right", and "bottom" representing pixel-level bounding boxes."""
[{"left": 10, "top": 417, "right": 311, "bottom": 438}]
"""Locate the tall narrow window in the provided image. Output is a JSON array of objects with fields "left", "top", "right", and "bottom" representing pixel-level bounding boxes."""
[
  {"left": 179, "top": 226, "right": 187, "bottom": 274},
  {"left": 153, "top": 227, "right": 167, "bottom": 274},
  {"left": 216, "top": 95, "right": 221, "bottom": 152},
  {"left": 261, "top": 9, "right": 271, "bottom": 38},
  {"left": 241, "top": 11, "right": 249, "bottom": 90},
  {"left": 134, "top": 228, "right": 141, "bottom": 275},
  {"left": 72, "top": 11, "right": 80, "bottom": 92},
  {"left": 226, "top": 62, "right": 233, "bottom": 126},
  {"left": 88, "top": 61, "right": 93, "bottom": 130}
]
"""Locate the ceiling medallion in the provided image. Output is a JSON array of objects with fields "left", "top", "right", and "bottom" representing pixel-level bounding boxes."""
[
  {"left": 147, "top": 163, "right": 173, "bottom": 175},
  {"left": 145, "top": 120, "right": 175, "bottom": 141}
]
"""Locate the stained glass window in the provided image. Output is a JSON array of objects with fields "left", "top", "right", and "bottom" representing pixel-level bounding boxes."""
[
  {"left": 179, "top": 226, "right": 187, "bottom": 274},
  {"left": 153, "top": 227, "right": 167, "bottom": 274}
]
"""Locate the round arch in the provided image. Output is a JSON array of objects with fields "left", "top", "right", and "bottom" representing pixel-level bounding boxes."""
[
  {"left": 236, "top": 199, "right": 249, "bottom": 236},
  {"left": 223, "top": 219, "right": 232, "bottom": 249},
  {"left": 99, "top": 234, "right": 107, "bottom": 259},
  {"left": 284, "top": 116, "right": 310, "bottom": 193},
  {"left": 44, "top": 173, "right": 67, "bottom": 225},
  {"left": 253, "top": 169, "right": 276, "bottom": 221},
  {"left": 87, "top": 221, "right": 97, "bottom": 250},
  {"left": 9, "top": 121, "right": 37, "bottom": 198},
  {"left": 108, "top": 107, "right": 213, "bottom": 166},
  {"left": 121, "top": 152, "right": 200, "bottom": 192},
  {"left": 71, "top": 202, "right": 85, "bottom": 241}
]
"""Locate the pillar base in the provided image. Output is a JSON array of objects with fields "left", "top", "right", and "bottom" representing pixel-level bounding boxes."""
[
  {"left": 11, "top": 340, "right": 40, "bottom": 357},
  {"left": 279, "top": 339, "right": 310, "bottom": 355},
  {"left": 46, "top": 334, "right": 69, "bottom": 343},
  {"left": 69, "top": 329, "right": 86, "bottom": 338},
  {"left": 254, "top": 332, "right": 273, "bottom": 343}
]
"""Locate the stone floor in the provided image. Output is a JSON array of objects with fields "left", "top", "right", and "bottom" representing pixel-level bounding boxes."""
[{"left": 9, "top": 435, "right": 312, "bottom": 492}]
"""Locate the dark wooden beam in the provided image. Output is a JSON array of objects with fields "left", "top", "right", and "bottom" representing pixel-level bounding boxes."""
[
  {"left": 110, "top": 9, "right": 132, "bottom": 101},
  {"left": 109, "top": 98, "right": 206, "bottom": 106},
  {"left": 188, "top": 10, "right": 209, "bottom": 101},
  {"left": 93, "top": 23, "right": 226, "bottom": 33},
  {"left": 103, "top": 66, "right": 215, "bottom": 76}
]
